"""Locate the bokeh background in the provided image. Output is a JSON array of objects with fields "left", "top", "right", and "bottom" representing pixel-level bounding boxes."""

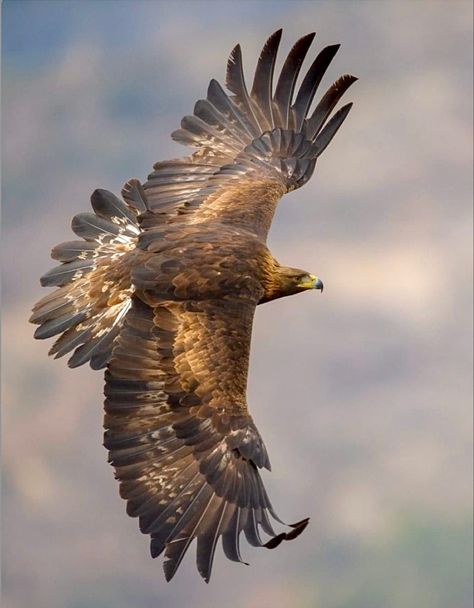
[{"left": 2, "top": 1, "right": 473, "bottom": 607}]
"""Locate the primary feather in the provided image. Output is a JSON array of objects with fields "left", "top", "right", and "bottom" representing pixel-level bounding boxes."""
[{"left": 31, "top": 29, "right": 356, "bottom": 582}]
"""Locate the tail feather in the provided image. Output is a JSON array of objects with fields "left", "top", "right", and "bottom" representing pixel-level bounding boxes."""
[
  {"left": 91, "top": 188, "right": 138, "bottom": 225},
  {"left": 30, "top": 179, "right": 147, "bottom": 369},
  {"left": 33, "top": 311, "right": 87, "bottom": 340},
  {"left": 40, "top": 258, "right": 98, "bottom": 288},
  {"left": 51, "top": 240, "right": 99, "bottom": 262},
  {"left": 121, "top": 178, "right": 150, "bottom": 214}
]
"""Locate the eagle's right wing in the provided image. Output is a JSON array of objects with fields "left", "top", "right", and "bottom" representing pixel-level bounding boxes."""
[
  {"left": 105, "top": 295, "right": 308, "bottom": 582},
  {"left": 142, "top": 29, "right": 356, "bottom": 240}
]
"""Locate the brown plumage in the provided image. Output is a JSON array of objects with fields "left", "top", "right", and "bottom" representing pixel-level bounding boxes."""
[{"left": 30, "top": 29, "right": 356, "bottom": 582}]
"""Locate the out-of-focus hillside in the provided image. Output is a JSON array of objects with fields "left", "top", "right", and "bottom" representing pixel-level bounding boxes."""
[{"left": 2, "top": 2, "right": 473, "bottom": 608}]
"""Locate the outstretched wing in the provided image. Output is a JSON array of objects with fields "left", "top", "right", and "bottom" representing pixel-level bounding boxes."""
[
  {"left": 104, "top": 295, "right": 308, "bottom": 582},
  {"left": 143, "top": 29, "right": 356, "bottom": 240}
]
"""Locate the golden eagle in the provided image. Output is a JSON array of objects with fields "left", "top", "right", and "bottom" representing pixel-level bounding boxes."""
[{"left": 31, "top": 30, "right": 356, "bottom": 582}]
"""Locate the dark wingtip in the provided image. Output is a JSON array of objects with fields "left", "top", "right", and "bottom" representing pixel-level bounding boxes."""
[
  {"left": 292, "top": 43, "right": 343, "bottom": 131},
  {"left": 226, "top": 43, "right": 245, "bottom": 96},
  {"left": 273, "top": 32, "right": 318, "bottom": 129},
  {"left": 311, "top": 101, "right": 354, "bottom": 157},
  {"left": 341, "top": 73, "right": 358, "bottom": 86},
  {"left": 150, "top": 543, "right": 161, "bottom": 559},
  {"left": 163, "top": 554, "right": 178, "bottom": 582},
  {"left": 263, "top": 517, "right": 310, "bottom": 550},
  {"left": 296, "top": 31, "right": 317, "bottom": 51},
  {"left": 287, "top": 516, "right": 310, "bottom": 538},
  {"left": 226, "top": 44, "right": 241, "bottom": 77},
  {"left": 229, "top": 43, "right": 241, "bottom": 63},
  {"left": 262, "top": 28, "right": 283, "bottom": 57}
]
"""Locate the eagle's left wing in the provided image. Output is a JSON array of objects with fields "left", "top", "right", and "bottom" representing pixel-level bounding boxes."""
[
  {"left": 105, "top": 295, "right": 308, "bottom": 582},
  {"left": 142, "top": 29, "right": 356, "bottom": 241}
]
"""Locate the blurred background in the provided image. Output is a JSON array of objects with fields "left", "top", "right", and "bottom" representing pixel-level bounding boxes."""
[{"left": 2, "top": 1, "right": 473, "bottom": 607}]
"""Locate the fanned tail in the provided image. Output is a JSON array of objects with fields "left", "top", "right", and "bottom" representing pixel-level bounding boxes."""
[{"left": 30, "top": 179, "right": 149, "bottom": 369}]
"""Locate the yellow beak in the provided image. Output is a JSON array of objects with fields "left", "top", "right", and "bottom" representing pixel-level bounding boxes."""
[{"left": 300, "top": 274, "right": 324, "bottom": 291}]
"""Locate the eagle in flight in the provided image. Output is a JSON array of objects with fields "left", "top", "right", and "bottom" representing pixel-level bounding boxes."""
[{"left": 31, "top": 29, "right": 356, "bottom": 582}]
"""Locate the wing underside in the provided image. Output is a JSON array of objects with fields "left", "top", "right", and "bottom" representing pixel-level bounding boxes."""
[
  {"left": 143, "top": 29, "right": 356, "bottom": 240},
  {"left": 105, "top": 296, "right": 308, "bottom": 581}
]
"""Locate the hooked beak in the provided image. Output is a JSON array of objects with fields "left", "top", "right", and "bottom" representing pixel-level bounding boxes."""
[
  {"left": 312, "top": 276, "right": 324, "bottom": 292},
  {"left": 299, "top": 274, "right": 324, "bottom": 292}
]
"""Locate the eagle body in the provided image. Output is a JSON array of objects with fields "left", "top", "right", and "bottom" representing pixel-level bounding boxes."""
[
  {"left": 135, "top": 220, "right": 308, "bottom": 306},
  {"left": 137, "top": 224, "right": 269, "bottom": 300},
  {"left": 31, "top": 29, "right": 356, "bottom": 582}
]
